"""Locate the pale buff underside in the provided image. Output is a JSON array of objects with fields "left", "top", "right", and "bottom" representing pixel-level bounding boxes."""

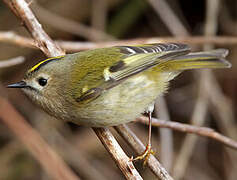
[{"left": 69, "top": 71, "right": 179, "bottom": 127}]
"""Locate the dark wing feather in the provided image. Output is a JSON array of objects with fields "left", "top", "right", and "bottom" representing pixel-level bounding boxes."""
[
  {"left": 117, "top": 43, "right": 190, "bottom": 56},
  {"left": 103, "top": 43, "right": 191, "bottom": 81},
  {"left": 77, "top": 43, "right": 191, "bottom": 102}
]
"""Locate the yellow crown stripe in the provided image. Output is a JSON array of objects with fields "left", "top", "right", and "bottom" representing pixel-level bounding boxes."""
[{"left": 29, "top": 56, "right": 65, "bottom": 73}]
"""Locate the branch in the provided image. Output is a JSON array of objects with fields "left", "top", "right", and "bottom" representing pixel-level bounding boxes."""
[
  {"left": 1, "top": 31, "right": 237, "bottom": 52},
  {"left": 94, "top": 128, "right": 142, "bottom": 180},
  {"left": 155, "top": 97, "right": 173, "bottom": 171},
  {"left": 0, "top": 97, "right": 79, "bottom": 180},
  {"left": 3, "top": 0, "right": 143, "bottom": 179},
  {"left": 0, "top": 31, "right": 37, "bottom": 48},
  {"left": 56, "top": 36, "right": 237, "bottom": 51},
  {"left": 0, "top": 56, "right": 24, "bottom": 68},
  {"left": 33, "top": 3, "right": 114, "bottom": 41},
  {"left": 148, "top": 0, "right": 189, "bottom": 36},
  {"left": 115, "top": 125, "right": 174, "bottom": 180},
  {"left": 137, "top": 116, "right": 237, "bottom": 150},
  {"left": 3, "top": 0, "right": 64, "bottom": 57}
]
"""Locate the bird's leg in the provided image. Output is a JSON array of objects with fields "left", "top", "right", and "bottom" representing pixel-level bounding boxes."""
[{"left": 130, "top": 111, "right": 155, "bottom": 165}]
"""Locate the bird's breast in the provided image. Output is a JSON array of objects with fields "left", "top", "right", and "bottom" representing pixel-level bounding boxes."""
[{"left": 70, "top": 72, "right": 169, "bottom": 127}]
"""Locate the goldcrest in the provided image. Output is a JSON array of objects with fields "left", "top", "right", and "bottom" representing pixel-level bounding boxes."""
[{"left": 8, "top": 43, "right": 231, "bottom": 127}]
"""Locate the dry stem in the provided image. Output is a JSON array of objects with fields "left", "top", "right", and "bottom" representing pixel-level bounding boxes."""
[
  {"left": 3, "top": 0, "right": 64, "bottom": 57},
  {"left": 1, "top": 31, "right": 237, "bottom": 52},
  {"left": 3, "top": 0, "right": 144, "bottom": 179},
  {"left": 33, "top": 3, "right": 114, "bottom": 41},
  {"left": 0, "top": 97, "right": 79, "bottom": 180},
  {"left": 115, "top": 125, "right": 174, "bottom": 180},
  {"left": 137, "top": 116, "right": 237, "bottom": 150},
  {"left": 0, "top": 56, "right": 25, "bottom": 68},
  {"left": 94, "top": 127, "right": 143, "bottom": 180}
]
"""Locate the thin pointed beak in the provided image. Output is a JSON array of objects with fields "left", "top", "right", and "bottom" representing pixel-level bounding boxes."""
[{"left": 7, "top": 81, "right": 27, "bottom": 88}]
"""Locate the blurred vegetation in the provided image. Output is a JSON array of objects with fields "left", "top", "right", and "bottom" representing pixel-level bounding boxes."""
[{"left": 0, "top": 0, "right": 237, "bottom": 179}]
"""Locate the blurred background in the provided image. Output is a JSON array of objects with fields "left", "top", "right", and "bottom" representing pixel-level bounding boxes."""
[{"left": 0, "top": 0, "right": 237, "bottom": 179}]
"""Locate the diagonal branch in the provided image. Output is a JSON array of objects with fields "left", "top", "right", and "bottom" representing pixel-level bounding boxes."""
[
  {"left": 3, "top": 0, "right": 144, "bottom": 179},
  {"left": 115, "top": 125, "right": 174, "bottom": 180},
  {"left": 94, "top": 128, "right": 142, "bottom": 180},
  {"left": 0, "top": 97, "right": 79, "bottom": 180},
  {"left": 3, "top": 0, "right": 64, "bottom": 57}
]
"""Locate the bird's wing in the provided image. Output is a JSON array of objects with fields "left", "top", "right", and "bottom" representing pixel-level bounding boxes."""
[
  {"left": 103, "top": 43, "right": 190, "bottom": 81},
  {"left": 76, "top": 43, "right": 190, "bottom": 102}
]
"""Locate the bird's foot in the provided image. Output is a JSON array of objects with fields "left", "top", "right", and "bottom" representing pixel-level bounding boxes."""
[{"left": 130, "top": 144, "right": 155, "bottom": 166}]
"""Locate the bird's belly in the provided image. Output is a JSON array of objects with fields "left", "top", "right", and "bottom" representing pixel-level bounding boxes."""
[{"left": 72, "top": 73, "right": 168, "bottom": 127}]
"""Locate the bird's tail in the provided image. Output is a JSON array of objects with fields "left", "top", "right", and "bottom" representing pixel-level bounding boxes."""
[{"left": 159, "top": 49, "right": 231, "bottom": 72}]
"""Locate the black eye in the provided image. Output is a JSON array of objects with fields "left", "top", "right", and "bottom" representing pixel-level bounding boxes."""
[{"left": 38, "top": 78, "right": 47, "bottom": 86}]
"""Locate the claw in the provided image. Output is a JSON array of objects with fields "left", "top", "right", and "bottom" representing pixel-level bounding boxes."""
[{"left": 130, "top": 144, "right": 155, "bottom": 166}]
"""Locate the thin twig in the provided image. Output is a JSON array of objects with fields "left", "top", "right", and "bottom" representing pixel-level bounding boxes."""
[
  {"left": 147, "top": 0, "right": 231, "bottom": 179},
  {"left": 1, "top": 31, "right": 237, "bottom": 52},
  {"left": 33, "top": 3, "right": 114, "bottom": 41},
  {"left": 0, "top": 56, "right": 25, "bottom": 68},
  {"left": 3, "top": 0, "right": 143, "bottom": 178},
  {"left": 2, "top": 0, "right": 234, "bottom": 179},
  {"left": 91, "top": 0, "right": 108, "bottom": 32},
  {"left": 172, "top": 83, "right": 209, "bottom": 179},
  {"left": 148, "top": 0, "right": 189, "bottom": 36},
  {"left": 94, "top": 127, "right": 143, "bottom": 180},
  {"left": 3, "top": 0, "right": 64, "bottom": 57},
  {"left": 0, "top": 97, "right": 79, "bottom": 180},
  {"left": 208, "top": 73, "right": 236, "bottom": 137},
  {"left": 0, "top": 31, "right": 37, "bottom": 48},
  {"left": 137, "top": 116, "right": 237, "bottom": 150},
  {"left": 155, "top": 97, "right": 173, "bottom": 171},
  {"left": 148, "top": 0, "right": 207, "bottom": 178},
  {"left": 172, "top": 0, "right": 220, "bottom": 178},
  {"left": 115, "top": 125, "right": 174, "bottom": 180},
  {"left": 34, "top": 114, "right": 109, "bottom": 180}
]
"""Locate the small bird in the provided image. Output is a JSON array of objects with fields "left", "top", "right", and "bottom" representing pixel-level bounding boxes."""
[{"left": 8, "top": 43, "right": 231, "bottom": 162}]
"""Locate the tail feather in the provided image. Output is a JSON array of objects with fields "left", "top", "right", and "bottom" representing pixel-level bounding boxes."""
[
  {"left": 160, "top": 49, "right": 231, "bottom": 71},
  {"left": 189, "top": 49, "right": 229, "bottom": 58}
]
